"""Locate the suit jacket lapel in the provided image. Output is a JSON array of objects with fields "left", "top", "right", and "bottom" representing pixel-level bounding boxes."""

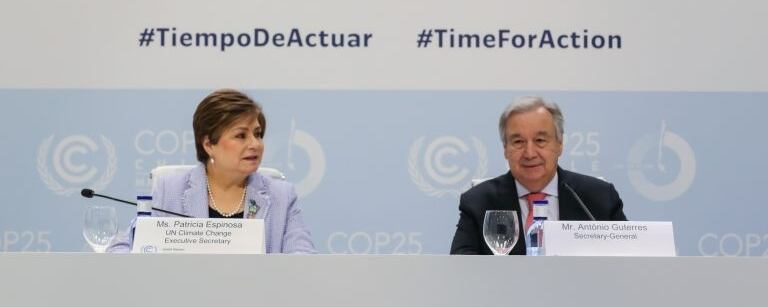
[
  {"left": 557, "top": 168, "right": 588, "bottom": 221},
  {"left": 497, "top": 172, "right": 526, "bottom": 255},
  {"left": 245, "top": 174, "right": 273, "bottom": 252},
  {"left": 245, "top": 174, "right": 272, "bottom": 220},
  {"left": 182, "top": 165, "right": 210, "bottom": 218},
  {"left": 497, "top": 172, "right": 521, "bottom": 211}
]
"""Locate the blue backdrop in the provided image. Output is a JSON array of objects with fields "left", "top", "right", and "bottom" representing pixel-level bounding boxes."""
[{"left": 2, "top": 90, "right": 766, "bottom": 256}]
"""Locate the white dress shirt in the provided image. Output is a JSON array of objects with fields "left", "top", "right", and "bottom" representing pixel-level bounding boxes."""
[
  {"left": 515, "top": 173, "right": 560, "bottom": 224},
  {"left": 516, "top": 174, "right": 559, "bottom": 249}
]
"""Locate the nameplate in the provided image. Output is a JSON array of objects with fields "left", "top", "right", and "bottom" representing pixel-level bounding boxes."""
[
  {"left": 131, "top": 217, "right": 264, "bottom": 254},
  {"left": 542, "top": 221, "right": 675, "bottom": 256}
]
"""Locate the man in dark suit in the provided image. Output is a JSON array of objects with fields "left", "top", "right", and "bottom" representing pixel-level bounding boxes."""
[{"left": 450, "top": 96, "right": 627, "bottom": 255}]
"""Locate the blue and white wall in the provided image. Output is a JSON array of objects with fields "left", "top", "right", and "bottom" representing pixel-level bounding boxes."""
[{"left": 2, "top": 1, "right": 767, "bottom": 255}]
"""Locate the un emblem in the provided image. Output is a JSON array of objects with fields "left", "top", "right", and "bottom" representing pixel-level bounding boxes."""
[
  {"left": 37, "top": 134, "right": 117, "bottom": 196},
  {"left": 408, "top": 136, "right": 488, "bottom": 197}
]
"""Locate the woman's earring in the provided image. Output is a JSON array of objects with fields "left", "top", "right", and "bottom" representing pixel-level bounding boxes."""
[{"left": 210, "top": 157, "right": 215, "bottom": 164}]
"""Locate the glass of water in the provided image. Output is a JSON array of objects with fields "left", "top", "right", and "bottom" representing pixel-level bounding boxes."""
[
  {"left": 483, "top": 210, "right": 520, "bottom": 255},
  {"left": 82, "top": 205, "right": 118, "bottom": 253}
]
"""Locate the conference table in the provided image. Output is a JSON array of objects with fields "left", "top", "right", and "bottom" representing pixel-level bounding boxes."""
[{"left": 1, "top": 253, "right": 765, "bottom": 306}]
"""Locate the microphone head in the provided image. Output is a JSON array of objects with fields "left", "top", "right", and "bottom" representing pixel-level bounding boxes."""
[{"left": 81, "top": 189, "right": 95, "bottom": 198}]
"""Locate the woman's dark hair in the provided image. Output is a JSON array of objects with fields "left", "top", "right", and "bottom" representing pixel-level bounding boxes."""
[{"left": 192, "top": 89, "right": 266, "bottom": 163}]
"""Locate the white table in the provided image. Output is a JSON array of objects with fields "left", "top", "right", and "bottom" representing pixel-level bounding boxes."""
[{"left": 1, "top": 253, "right": 765, "bottom": 307}]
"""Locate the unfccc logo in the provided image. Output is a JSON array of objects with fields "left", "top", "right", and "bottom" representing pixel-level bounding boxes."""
[
  {"left": 37, "top": 135, "right": 117, "bottom": 196},
  {"left": 141, "top": 245, "right": 158, "bottom": 253},
  {"left": 408, "top": 136, "right": 487, "bottom": 197}
]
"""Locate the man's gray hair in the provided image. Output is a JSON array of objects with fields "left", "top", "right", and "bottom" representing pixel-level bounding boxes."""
[{"left": 498, "top": 96, "right": 564, "bottom": 145}]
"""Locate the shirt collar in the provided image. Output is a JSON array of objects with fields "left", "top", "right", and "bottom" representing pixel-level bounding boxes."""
[{"left": 514, "top": 172, "right": 559, "bottom": 198}]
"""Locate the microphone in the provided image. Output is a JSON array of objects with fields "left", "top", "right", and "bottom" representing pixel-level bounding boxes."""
[
  {"left": 80, "top": 188, "right": 191, "bottom": 218},
  {"left": 562, "top": 183, "right": 596, "bottom": 221}
]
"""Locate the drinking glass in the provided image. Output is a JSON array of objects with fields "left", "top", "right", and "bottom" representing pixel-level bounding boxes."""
[
  {"left": 82, "top": 205, "right": 118, "bottom": 253},
  {"left": 483, "top": 210, "right": 520, "bottom": 255}
]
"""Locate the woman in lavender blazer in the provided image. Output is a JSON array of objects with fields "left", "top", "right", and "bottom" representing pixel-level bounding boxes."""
[{"left": 109, "top": 89, "right": 315, "bottom": 253}]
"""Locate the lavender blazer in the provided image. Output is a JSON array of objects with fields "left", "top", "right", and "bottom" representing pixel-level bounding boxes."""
[{"left": 108, "top": 164, "right": 316, "bottom": 253}]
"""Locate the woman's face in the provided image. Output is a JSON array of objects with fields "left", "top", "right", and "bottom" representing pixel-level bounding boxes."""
[{"left": 204, "top": 116, "right": 264, "bottom": 177}]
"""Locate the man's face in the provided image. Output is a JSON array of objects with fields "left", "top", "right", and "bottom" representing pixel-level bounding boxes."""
[{"left": 503, "top": 107, "right": 563, "bottom": 192}]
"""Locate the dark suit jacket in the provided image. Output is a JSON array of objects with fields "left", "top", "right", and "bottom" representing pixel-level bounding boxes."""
[{"left": 450, "top": 167, "right": 627, "bottom": 255}]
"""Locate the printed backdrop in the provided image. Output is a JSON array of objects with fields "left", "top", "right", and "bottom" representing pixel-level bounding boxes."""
[{"left": 1, "top": 1, "right": 767, "bottom": 255}]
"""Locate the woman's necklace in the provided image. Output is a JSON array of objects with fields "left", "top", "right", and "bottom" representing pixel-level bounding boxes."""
[{"left": 206, "top": 179, "right": 246, "bottom": 217}]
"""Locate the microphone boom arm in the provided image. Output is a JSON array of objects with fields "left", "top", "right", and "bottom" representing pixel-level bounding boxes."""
[
  {"left": 563, "top": 183, "right": 596, "bottom": 221},
  {"left": 81, "top": 188, "right": 191, "bottom": 218}
]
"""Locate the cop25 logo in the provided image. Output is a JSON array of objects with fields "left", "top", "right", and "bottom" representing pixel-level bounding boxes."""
[
  {"left": 264, "top": 119, "right": 325, "bottom": 198},
  {"left": 37, "top": 135, "right": 117, "bottom": 196},
  {"left": 408, "top": 136, "right": 488, "bottom": 197},
  {"left": 627, "top": 121, "right": 696, "bottom": 202}
]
